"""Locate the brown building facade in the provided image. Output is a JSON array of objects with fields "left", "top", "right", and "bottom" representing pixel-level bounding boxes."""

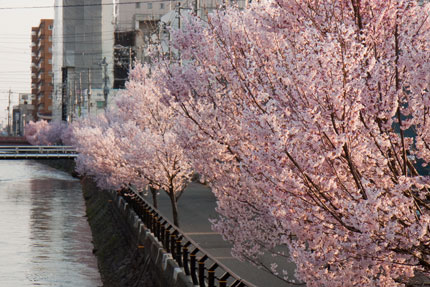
[{"left": 31, "top": 19, "right": 53, "bottom": 121}]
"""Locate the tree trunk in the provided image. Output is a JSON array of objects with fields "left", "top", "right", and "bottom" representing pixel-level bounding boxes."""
[
  {"left": 168, "top": 190, "right": 179, "bottom": 227},
  {"left": 150, "top": 186, "right": 158, "bottom": 209}
]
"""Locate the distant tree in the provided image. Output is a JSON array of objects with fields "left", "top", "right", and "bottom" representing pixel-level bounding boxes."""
[
  {"left": 69, "top": 63, "right": 193, "bottom": 227},
  {"left": 69, "top": 115, "right": 139, "bottom": 191},
  {"left": 25, "top": 120, "right": 66, "bottom": 146}
]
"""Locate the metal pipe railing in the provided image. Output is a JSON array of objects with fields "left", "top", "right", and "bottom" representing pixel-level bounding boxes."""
[
  {"left": 119, "top": 187, "right": 257, "bottom": 287},
  {"left": 0, "top": 146, "right": 77, "bottom": 159}
]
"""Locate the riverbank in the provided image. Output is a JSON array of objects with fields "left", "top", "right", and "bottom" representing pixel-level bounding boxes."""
[
  {"left": 81, "top": 177, "right": 157, "bottom": 287},
  {"left": 36, "top": 159, "right": 157, "bottom": 286}
]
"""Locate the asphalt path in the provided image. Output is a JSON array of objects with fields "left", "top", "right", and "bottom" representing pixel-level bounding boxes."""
[{"left": 142, "top": 182, "right": 300, "bottom": 287}]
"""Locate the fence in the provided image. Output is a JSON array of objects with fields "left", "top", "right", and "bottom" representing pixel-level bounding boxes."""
[
  {"left": 0, "top": 146, "right": 77, "bottom": 159},
  {"left": 119, "top": 187, "right": 257, "bottom": 287}
]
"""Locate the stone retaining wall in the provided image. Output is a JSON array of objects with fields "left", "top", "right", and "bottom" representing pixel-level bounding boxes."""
[{"left": 82, "top": 177, "right": 193, "bottom": 287}]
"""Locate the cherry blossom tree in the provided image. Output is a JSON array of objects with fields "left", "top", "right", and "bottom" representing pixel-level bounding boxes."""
[
  {"left": 69, "top": 63, "right": 193, "bottom": 227},
  {"left": 154, "top": 0, "right": 430, "bottom": 285},
  {"left": 25, "top": 120, "right": 67, "bottom": 145},
  {"left": 115, "top": 63, "right": 194, "bottom": 226},
  {"left": 68, "top": 114, "right": 139, "bottom": 191}
]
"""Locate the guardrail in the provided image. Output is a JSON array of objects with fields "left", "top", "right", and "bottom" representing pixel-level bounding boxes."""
[
  {"left": 119, "top": 187, "right": 257, "bottom": 287},
  {"left": 0, "top": 146, "right": 77, "bottom": 159}
]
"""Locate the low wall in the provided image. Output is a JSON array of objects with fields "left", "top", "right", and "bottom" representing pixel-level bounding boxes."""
[
  {"left": 0, "top": 136, "right": 29, "bottom": 145},
  {"left": 35, "top": 159, "right": 77, "bottom": 175},
  {"left": 82, "top": 177, "right": 193, "bottom": 287}
]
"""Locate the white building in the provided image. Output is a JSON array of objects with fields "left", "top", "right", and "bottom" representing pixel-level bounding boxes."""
[{"left": 52, "top": 0, "right": 116, "bottom": 121}]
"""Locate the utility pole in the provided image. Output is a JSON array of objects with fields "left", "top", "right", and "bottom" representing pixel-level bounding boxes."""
[
  {"left": 129, "top": 46, "right": 132, "bottom": 73},
  {"left": 100, "top": 57, "right": 109, "bottom": 110},
  {"left": 194, "top": 0, "right": 199, "bottom": 15},
  {"left": 78, "top": 72, "right": 82, "bottom": 117},
  {"left": 176, "top": 4, "right": 182, "bottom": 62},
  {"left": 72, "top": 79, "right": 76, "bottom": 121},
  {"left": 7, "top": 89, "right": 11, "bottom": 136},
  {"left": 87, "top": 68, "right": 92, "bottom": 115},
  {"left": 68, "top": 80, "right": 72, "bottom": 122}
]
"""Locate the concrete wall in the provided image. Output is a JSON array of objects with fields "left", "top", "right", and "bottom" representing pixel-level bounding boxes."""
[
  {"left": 106, "top": 188, "right": 193, "bottom": 287},
  {"left": 80, "top": 177, "right": 193, "bottom": 287}
]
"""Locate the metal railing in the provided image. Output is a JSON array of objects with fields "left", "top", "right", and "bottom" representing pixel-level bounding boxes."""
[
  {"left": 0, "top": 146, "right": 77, "bottom": 159},
  {"left": 119, "top": 187, "right": 257, "bottom": 287}
]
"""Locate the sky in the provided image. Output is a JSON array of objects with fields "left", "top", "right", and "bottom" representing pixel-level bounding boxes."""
[{"left": 0, "top": 0, "right": 54, "bottom": 129}]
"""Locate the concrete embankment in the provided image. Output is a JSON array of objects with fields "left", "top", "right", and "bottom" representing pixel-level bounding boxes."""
[
  {"left": 81, "top": 177, "right": 157, "bottom": 287},
  {"left": 81, "top": 177, "right": 193, "bottom": 287}
]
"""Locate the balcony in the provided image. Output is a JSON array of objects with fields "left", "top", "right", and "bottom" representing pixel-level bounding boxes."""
[{"left": 37, "top": 44, "right": 44, "bottom": 54}]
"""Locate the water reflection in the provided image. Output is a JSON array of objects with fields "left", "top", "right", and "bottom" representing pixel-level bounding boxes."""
[{"left": 0, "top": 160, "right": 102, "bottom": 287}]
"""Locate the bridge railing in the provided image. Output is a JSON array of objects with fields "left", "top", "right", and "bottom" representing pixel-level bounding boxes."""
[
  {"left": 119, "top": 187, "right": 257, "bottom": 287},
  {"left": 0, "top": 146, "right": 76, "bottom": 154}
]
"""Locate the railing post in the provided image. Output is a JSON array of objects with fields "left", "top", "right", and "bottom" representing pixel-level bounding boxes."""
[
  {"left": 155, "top": 218, "right": 161, "bottom": 240},
  {"left": 219, "top": 273, "right": 230, "bottom": 287},
  {"left": 145, "top": 209, "right": 151, "bottom": 226},
  {"left": 183, "top": 243, "right": 190, "bottom": 275},
  {"left": 199, "top": 255, "right": 208, "bottom": 287},
  {"left": 160, "top": 224, "right": 165, "bottom": 244},
  {"left": 152, "top": 215, "right": 157, "bottom": 235},
  {"left": 151, "top": 212, "right": 158, "bottom": 232},
  {"left": 190, "top": 249, "right": 198, "bottom": 284},
  {"left": 149, "top": 212, "right": 154, "bottom": 231},
  {"left": 176, "top": 237, "right": 182, "bottom": 267},
  {"left": 171, "top": 234, "right": 176, "bottom": 259},
  {"left": 165, "top": 229, "right": 171, "bottom": 253},
  {"left": 208, "top": 263, "right": 218, "bottom": 287}
]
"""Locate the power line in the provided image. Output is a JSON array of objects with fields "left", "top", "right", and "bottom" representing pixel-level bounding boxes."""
[{"left": 0, "top": 1, "right": 182, "bottom": 10}]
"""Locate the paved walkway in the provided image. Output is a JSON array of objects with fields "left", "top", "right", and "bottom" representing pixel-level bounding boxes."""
[{"left": 143, "top": 182, "right": 299, "bottom": 287}]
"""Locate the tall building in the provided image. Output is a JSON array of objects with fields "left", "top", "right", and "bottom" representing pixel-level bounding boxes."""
[
  {"left": 31, "top": 19, "right": 54, "bottom": 121},
  {"left": 52, "top": 0, "right": 116, "bottom": 122}
]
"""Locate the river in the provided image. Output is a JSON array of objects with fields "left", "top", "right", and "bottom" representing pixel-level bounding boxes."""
[{"left": 0, "top": 160, "right": 102, "bottom": 287}]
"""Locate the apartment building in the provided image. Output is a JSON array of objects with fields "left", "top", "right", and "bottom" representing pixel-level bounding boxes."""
[{"left": 31, "top": 19, "right": 54, "bottom": 121}]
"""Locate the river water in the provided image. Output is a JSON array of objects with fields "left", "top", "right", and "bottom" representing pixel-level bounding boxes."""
[{"left": 0, "top": 160, "right": 102, "bottom": 287}]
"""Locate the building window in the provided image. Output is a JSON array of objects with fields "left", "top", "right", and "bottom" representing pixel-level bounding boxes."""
[
  {"left": 49, "top": 36, "right": 52, "bottom": 42},
  {"left": 136, "top": 2, "right": 140, "bottom": 8},
  {"left": 49, "top": 47, "right": 52, "bottom": 52},
  {"left": 147, "top": 2, "right": 152, "bottom": 9},
  {"left": 48, "top": 59, "right": 52, "bottom": 64},
  {"left": 96, "top": 101, "right": 105, "bottom": 109},
  {"left": 48, "top": 25, "right": 53, "bottom": 30},
  {"left": 160, "top": 3, "right": 164, "bottom": 9}
]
